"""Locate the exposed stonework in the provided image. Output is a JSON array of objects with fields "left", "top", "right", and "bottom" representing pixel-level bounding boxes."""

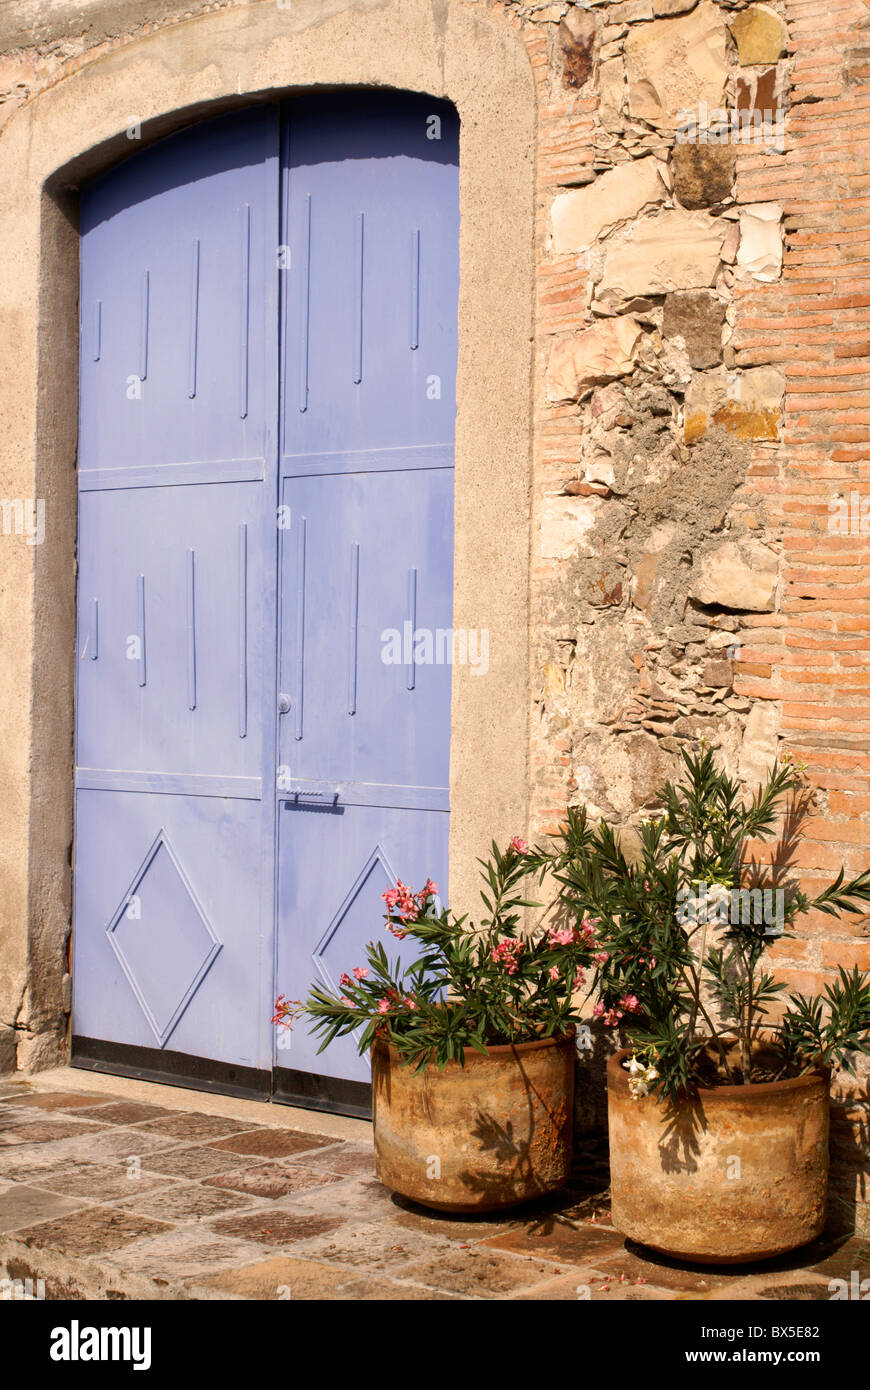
[
  {"left": 539, "top": 494, "right": 605, "bottom": 560},
  {"left": 691, "top": 538, "right": 779, "bottom": 612},
  {"left": 729, "top": 3, "right": 787, "bottom": 64},
  {"left": 624, "top": 2, "right": 729, "bottom": 130},
  {"left": 653, "top": 0, "right": 700, "bottom": 14},
  {"left": 739, "top": 701, "right": 780, "bottom": 786},
  {"left": 597, "top": 209, "right": 727, "bottom": 300},
  {"left": 551, "top": 156, "right": 669, "bottom": 252},
  {"left": 662, "top": 289, "right": 726, "bottom": 367},
  {"left": 672, "top": 143, "right": 736, "bottom": 208},
  {"left": 737, "top": 201, "right": 784, "bottom": 282},
  {"left": 683, "top": 364, "right": 785, "bottom": 442},
  {"left": 546, "top": 315, "right": 644, "bottom": 400},
  {"left": 559, "top": 7, "right": 596, "bottom": 87}
]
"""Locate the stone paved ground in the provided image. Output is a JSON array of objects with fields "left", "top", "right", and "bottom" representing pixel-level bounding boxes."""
[{"left": 1, "top": 1074, "right": 867, "bottom": 1301}]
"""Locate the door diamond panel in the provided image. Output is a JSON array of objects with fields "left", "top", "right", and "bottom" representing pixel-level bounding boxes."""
[
  {"left": 309, "top": 843, "right": 402, "bottom": 1070},
  {"left": 106, "top": 829, "right": 222, "bottom": 1047},
  {"left": 313, "top": 843, "right": 398, "bottom": 993}
]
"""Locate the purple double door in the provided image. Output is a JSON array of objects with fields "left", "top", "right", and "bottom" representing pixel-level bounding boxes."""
[{"left": 72, "top": 94, "right": 458, "bottom": 1113}]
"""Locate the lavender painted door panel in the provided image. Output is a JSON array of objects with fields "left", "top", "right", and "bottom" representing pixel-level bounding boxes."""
[
  {"left": 73, "top": 791, "right": 271, "bottom": 1061},
  {"left": 276, "top": 95, "right": 458, "bottom": 1084},
  {"left": 279, "top": 469, "right": 453, "bottom": 793},
  {"left": 280, "top": 94, "right": 459, "bottom": 460},
  {"left": 76, "top": 483, "right": 267, "bottom": 785},
  {"left": 73, "top": 107, "right": 279, "bottom": 1070},
  {"left": 277, "top": 803, "right": 448, "bottom": 1082},
  {"left": 78, "top": 110, "right": 275, "bottom": 475}
]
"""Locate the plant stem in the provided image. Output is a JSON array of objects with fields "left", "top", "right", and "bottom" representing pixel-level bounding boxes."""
[
  {"left": 678, "top": 966, "right": 737, "bottom": 1083},
  {"left": 685, "top": 918, "right": 708, "bottom": 1040},
  {"left": 742, "top": 949, "right": 753, "bottom": 1084}
]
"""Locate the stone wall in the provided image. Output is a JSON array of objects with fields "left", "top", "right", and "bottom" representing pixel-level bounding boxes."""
[{"left": 1, "top": 0, "right": 869, "bottom": 1226}]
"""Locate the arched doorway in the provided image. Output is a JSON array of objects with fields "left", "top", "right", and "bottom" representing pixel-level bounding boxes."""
[{"left": 72, "top": 93, "right": 459, "bottom": 1114}]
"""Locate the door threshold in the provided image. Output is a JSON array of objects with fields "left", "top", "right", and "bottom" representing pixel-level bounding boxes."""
[
  {"left": 71, "top": 1035, "right": 269, "bottom": 1102},
  {"left": 272, "top": 1065, "right": 372, "bottom": 1120},
  {"left": 70, "top": 1036, "right": 373, "bottom": 1121}
]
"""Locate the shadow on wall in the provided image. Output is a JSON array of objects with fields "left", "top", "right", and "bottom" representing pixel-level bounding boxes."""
[
  {"left": 829, "top": 1089, "right": 870, "bottom": 1238},
  {"left": 574, "top": 1024, "right": 615, "bottom": 1135}
]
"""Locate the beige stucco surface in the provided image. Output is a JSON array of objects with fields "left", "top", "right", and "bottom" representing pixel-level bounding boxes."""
[{"left": 0, "top": 0, "right": 536, "bottom": 1067}]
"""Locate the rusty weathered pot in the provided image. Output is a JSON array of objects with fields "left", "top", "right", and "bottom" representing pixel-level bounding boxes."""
[
  {"left": 371, "top": 1031, "right": 575, "bottom": 1213},
  {"left": 607, "top": 1049, "right": 830, "bottom": 1264}
]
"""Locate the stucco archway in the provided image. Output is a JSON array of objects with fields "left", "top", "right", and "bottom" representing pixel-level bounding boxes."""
[{"left": 0, "top": 0, "right": 536, "bottom": 1072}]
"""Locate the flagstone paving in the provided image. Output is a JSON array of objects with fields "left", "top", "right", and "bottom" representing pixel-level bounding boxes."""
[{"left": 0, "top": 1076, "right": 867, "bottom": 1301}]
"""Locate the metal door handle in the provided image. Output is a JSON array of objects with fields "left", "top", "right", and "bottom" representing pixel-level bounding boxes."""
[
  {"left": 278, "top": 692, "right": 292, "bottom": 715},
  {"left": 289, "top": 787, "right": 340, "bottom": 807}
]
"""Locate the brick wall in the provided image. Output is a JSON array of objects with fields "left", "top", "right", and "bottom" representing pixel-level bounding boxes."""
[{"left": 517, "top": 0, "right": 870, "bottom": 1223}]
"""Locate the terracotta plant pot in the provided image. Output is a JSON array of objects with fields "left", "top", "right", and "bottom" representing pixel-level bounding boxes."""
[
  {"left": 371, "top": 1031, "right": 575, "bottom": 1213},
  {"left": 607, "top": 1049, "right": 830, "bottom": 1264}
]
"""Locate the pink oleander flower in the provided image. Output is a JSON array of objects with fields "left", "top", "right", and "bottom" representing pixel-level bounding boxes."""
[
  {"left": 341, "top": 996, "right": 353, "bottom": 1007},
  {"left": 619, "top": 994, "right": 641, "bottom": 1014},
  {"left": 377, "top": 999, "right": 391, "bottom": 1014},
  {"left": 594, "top": 1001, "right": 623, "bottom": 1026},
  {"left": 593, "top": 951, "right": 610, "bottom": 966},
  {"left": 573, "top": 970, "right": 586, "bottom": 989},
  {"left": 403, "top": 997, "right": 418, "bottom": 1010},
  {"left": 547, "top": 925, "right": 575, "bottom": 947},
  {"left": 382, "top": 878, "right": 420, "bottom": 921},
  {"left": 271, "top": 995, "right": 303, "bottom": 1027},
  {"left": 510, "top": 836, "right": 529, "bottom": 854},
  {"left": 339, "top": 973, "right": 353, "bottom": 987},
  {"left": 423, "top": 879, "right": 438, "bottom": 897},
  {"left": 548, "top": 965, "right": 561, "bottom": 982},
  {"left": 352, "top": 966, "right": 369, "bottom": 981},
  {"left": 491, "top": 939, "right": 524, "bottom": 976}
]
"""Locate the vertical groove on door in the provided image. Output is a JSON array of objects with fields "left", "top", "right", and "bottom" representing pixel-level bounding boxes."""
[
  {"left": 93, "top": 300, "right": 102, "bottom": 363},
  {"left": 406, "top": 565, "right": 417, "bottom": 691},
  {"left": 239, "top": 205, "right": 251, "bottom": 420},
  {"left": 89, "top": 597, "right": 99, "bottom": 661},
  {"left": 410, "top": 228, "right": 420, "bottom": 351},
  {"left": 186, "top": 548, "right": 197, "bottom": 711},
  {"left": 347, "top": 540, "right": 359, "bottom": 715},
  {"left": 352, "top": 212, "right": 364, "bottom": 384},
  {"left": 188, "top": 238, "right": 200, "bottom": 400},
  {"left": 298, "top": 193, "right": 311, "bottom": 413},
  {"left": 295, "top": 516, "right": 307, "bottom": 740},
  {"left": 279, "top": 117, "right": 291, "bottom": 459},
  {"left": 139, "top": 271, "right": 150, "bottom": 382},
  {"left": 136, "top": 574, "right": 147, "bottom": 687},
  {"left": 238, "top": 523, "right": 247, "bottom": 737}
]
